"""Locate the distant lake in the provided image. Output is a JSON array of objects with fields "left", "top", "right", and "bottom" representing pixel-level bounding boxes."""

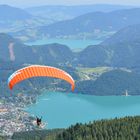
[
  {"left": 26, "top": 92, "right": 140, "bottom": 129},
  {"left": 26, "top": 39, "right": 102, "bottom": 51}
]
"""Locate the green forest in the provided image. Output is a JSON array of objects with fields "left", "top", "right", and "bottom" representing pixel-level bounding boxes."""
[{"left": 11, "top": 116, "right": 140, "bottom": 140}]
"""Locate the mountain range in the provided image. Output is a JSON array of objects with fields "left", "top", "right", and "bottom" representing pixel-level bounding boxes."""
[
  {"left": 0, "top": 33, "right": 74, "bottom": 65},
  {"left": 0, "top": 4, "right": 140, "bottom": 96},
  {"left": 2, "top": 22, "right": 140, "bottom": 68},
  {"left": 0, "top": 5, "right": 53, "bottom": 33},
  {"left": 1, "top": 4, "right": 140, "bottom": 138},
  {"left": 25, "top": 4, "right": 134, "bottom": 21},
  {"left": 35, "top": 8, "right": 140, "bottom": 39},
  {"left": 1, "top": 28, "right": 140, "bottom": 95},
  {"left": 0, "top": 4, "right": 140, "bottom": 41},
  {"left": 1, "top": 4, "right": 133, "bottom": 34},
  {"left": 0, "top": 5, "right": 32, "bottom": 21},
  {"left": 11, "top": 7, "right": 140, "bottom": 41}
]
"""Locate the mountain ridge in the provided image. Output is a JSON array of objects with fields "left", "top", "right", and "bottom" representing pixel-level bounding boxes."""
[
  {"left": 37, "top": 8, "right": 140, "bottom": 38},
  {"left": 0, "top": 4, "right": 32, "bottom": 21}
]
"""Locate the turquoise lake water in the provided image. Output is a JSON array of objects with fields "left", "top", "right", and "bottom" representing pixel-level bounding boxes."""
[
  {"left": 26, "top": 92, "right": 140, "bottom": 129},
  {"left": 26, "top": 39, "right": 102, "bottom": 51}
]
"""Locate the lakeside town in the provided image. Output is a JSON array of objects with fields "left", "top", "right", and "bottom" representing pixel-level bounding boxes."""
[{"left": 0, "top": 94, "right": 37, "bottom": 136}]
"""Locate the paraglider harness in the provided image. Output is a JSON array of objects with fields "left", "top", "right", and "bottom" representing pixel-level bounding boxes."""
[{"left": 36, "top": 116, "right": 42, "bottom": 126}]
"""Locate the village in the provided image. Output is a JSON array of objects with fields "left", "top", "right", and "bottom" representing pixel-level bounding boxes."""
[{"left": 0, "top": 94, "right": 36, "bottom": 136}]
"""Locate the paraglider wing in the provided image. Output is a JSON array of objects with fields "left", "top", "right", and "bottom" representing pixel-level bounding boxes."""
[{"left": 8, "top": 65, "right": 75, "bottom": 91}]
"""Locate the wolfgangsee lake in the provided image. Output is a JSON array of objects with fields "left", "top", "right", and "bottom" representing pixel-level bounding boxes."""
[
  {"left": 25, "top": 91, "right": 140, "bottom": 129},
  {"left": 25, "top": 38, "right": 140, "bottom": 129},
  {"left": 26, "top": 38, "right": 102, "bottom": 51}
]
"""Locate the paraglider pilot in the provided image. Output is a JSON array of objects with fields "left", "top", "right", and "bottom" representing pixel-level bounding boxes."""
[{"left": 36, "top": 116, "right": 42, "bottom": 126}]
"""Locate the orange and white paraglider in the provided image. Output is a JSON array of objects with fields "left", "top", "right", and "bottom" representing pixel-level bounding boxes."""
[{"left": 8, "top": 65, "right": 75, "bottom": 91}]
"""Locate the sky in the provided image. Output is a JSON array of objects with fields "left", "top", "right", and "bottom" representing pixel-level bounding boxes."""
[{"left": 0, "top": 0, "right": 139, "bottom": 8}]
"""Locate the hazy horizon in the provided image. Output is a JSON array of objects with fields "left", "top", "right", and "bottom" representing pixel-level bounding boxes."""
[{"left": 0, "top": 0, "right": 139, "bottom": 8}]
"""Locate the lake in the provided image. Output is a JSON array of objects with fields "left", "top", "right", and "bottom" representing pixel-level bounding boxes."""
[
  {"left": 26, "top": 39, "right": 102, "bottom": 51},
  {"left": 26, "top": 92, "right": 140, "bottom": 129}
]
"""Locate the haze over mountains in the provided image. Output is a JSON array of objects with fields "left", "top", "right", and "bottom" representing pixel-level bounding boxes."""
[
  {"left": 1, "top": 21, "right": 140, "bottom": 68},
  {"left": 0, "top": 5, "right": 32, "bottom": 20},
  {"left": 0, "top": 5, "right": 52, "bottom": 32},
  {"left": 36, "top": 8, "right": 140, "bottom": 39},
  {"left": 0, "top": 4, "right": 139, "bottom": 41},
  {"left": 0, "top": 5, "right": 33, "bottom": 30},
  {"left": 25, "top": 4, "right": 134, "bottom": 21},
  {"left": 8, "top": 6, "right": 140, "bottom": 41},
  {"left": 102, "top": 24, "right": 140, "bottom": 45},
  {"left": 0, "top": 5, "right": 140, "bottom": 67},
  {"left": 0, "top": 4, "right": 140, "bottom": 96}
]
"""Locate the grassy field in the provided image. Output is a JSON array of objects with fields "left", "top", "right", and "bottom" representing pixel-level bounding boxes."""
[
  {"left": 77, "top": 67, "right": 111, "bottom": 74},
  {"left": 76, "top": 67, "right": 112, "bottom": 80}
]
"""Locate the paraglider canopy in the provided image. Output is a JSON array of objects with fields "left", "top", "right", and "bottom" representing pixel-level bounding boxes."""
[{"left": 8, "top": 65, "right": 75, "bottom": 91}]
